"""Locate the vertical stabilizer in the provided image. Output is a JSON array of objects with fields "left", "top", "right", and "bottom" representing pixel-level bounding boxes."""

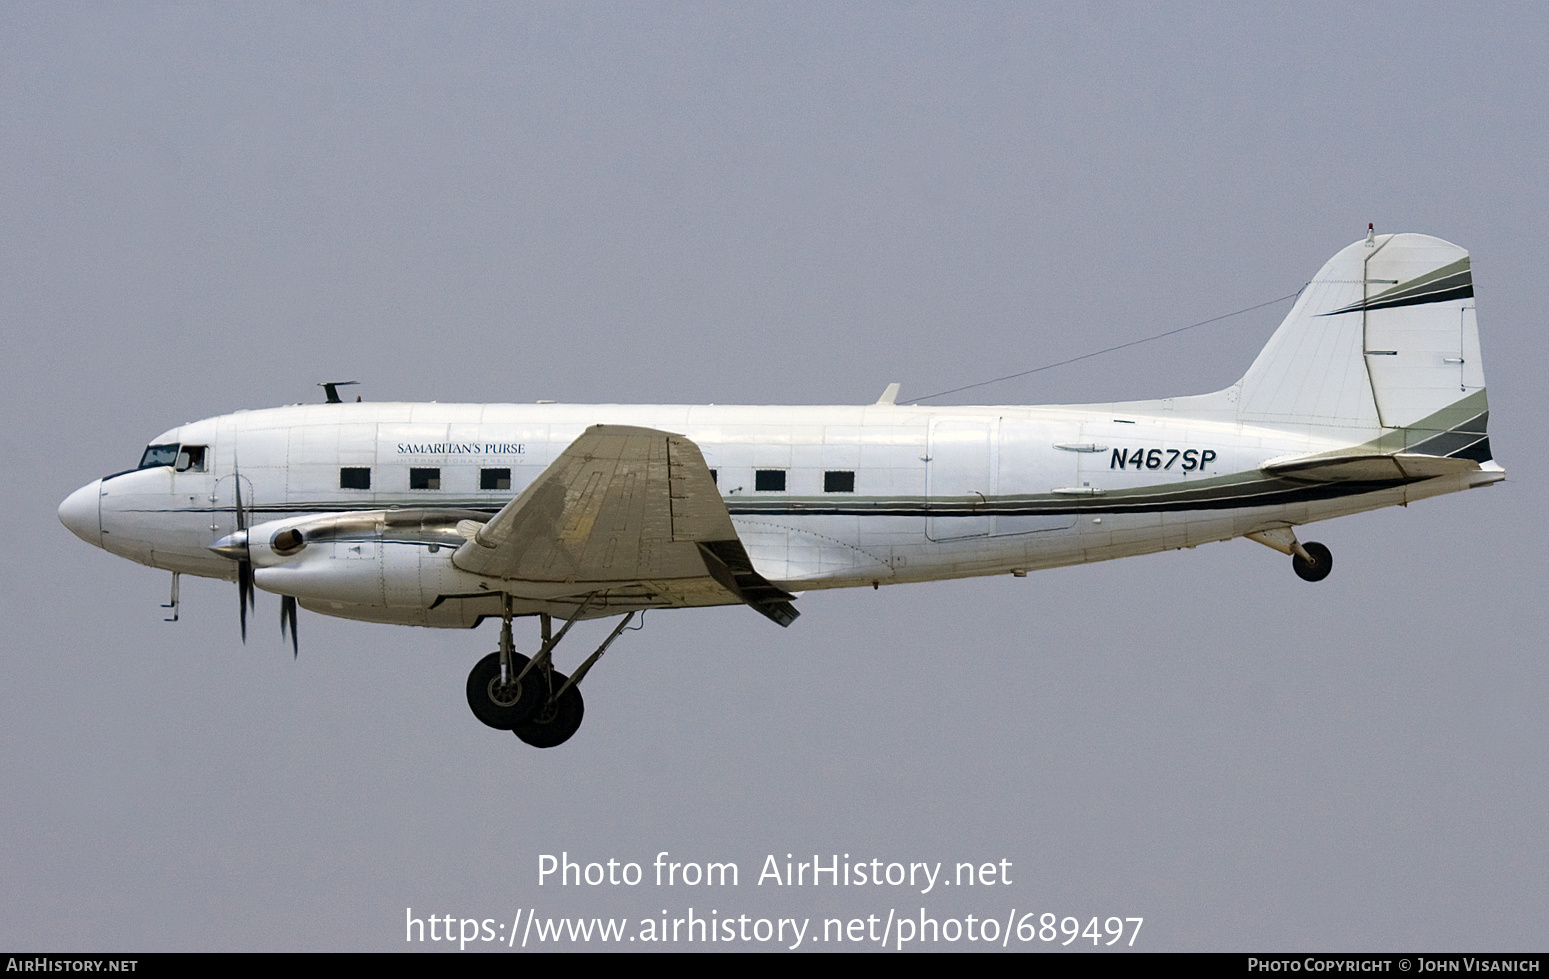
[{"left": 1237, "top": 233, "right": 1487, "bottom": 452}]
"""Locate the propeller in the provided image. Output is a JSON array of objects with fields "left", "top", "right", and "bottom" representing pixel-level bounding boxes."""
[
  {"left": 280, "top": 595, "right": 298, "bottom": 658},
  {"left": 209, "top": 460, "right": 299, "bottom": 656},
  {"left": 234, "top": 462, "right": 255, "bottom": 643}
]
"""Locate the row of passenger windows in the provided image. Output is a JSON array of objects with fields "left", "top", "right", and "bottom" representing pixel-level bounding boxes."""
[
  {"left": 740, "top": 469, "right": 855, "bottom": 493},
  {"left": 135, "top": 448, "right": 857, "bottom": 494},
  {"left": 340, "top": 467, "right": 512, "bottom": 490},
  {"left": 337, "top": 467, "right": 857, "bottom": 492}
]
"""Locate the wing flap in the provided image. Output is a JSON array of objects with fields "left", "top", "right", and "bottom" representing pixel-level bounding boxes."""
[{"left": 697, "top": 540, "right": 799, "bottom": 627}]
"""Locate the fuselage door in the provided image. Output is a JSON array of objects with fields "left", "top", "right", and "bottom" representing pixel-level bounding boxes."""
[
  {"left": 926, "top": 418, "right": 996, "bottom": 541},
  {"left": 212, "top": 473, "right": 256, "bottom": 541},
  {"left": 997, "top": 420, "right": 1080, "bottom": 536}
]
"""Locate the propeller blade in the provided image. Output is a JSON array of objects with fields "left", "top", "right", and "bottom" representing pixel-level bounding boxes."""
[
  {"left": 232, "top": 457, "right": 255, "bottom": 643},
  {"left": 233, "top": 460, "right": 246, "bottom": 531},
  {"left": 280, "top": 595, "right": 298, "bottom": 658},
  {"left": 238, "top": 559, "right": 252, "bottom": 643}
]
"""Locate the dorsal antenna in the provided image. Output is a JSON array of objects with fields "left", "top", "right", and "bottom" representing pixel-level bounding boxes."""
[{"left": 318, "top": 381, "right": 360, "bottom": 404}]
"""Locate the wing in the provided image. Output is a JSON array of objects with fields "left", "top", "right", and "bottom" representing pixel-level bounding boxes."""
[{"left": 452, "top": 425, "right": 798, "bottom": 626}]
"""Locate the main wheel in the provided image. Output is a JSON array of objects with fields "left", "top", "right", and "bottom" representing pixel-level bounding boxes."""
[
  {"left": 1292, "top": 541, "right": 1333, "bottom": 582},
  {"left": 466, "top": 651, "right": 544, "bottom": 729},
  {"left": 513, "top": 670, "right": 585, "bottom": 748}
]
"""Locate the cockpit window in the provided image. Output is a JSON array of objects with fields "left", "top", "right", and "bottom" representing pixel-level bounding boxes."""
[
  {"left": 175, "top": 445, "right": 207, "bottom": 473},
  {"left": 138, "top": 444, "right": 180, "bottom": 469}
]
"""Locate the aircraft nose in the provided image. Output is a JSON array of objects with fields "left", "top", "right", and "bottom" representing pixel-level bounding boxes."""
[{"left": 59, "top": 480, "right": 103, "bottom": 547}]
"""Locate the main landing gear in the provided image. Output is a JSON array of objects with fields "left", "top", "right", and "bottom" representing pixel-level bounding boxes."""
[
  {"left": 1246, "top": 527, "right": 1333, "bottom": 582},
  {"left": 513, "top": 672, "right": 585, "bottom": 749},
  {"left": 464, "top": 594, "right": 635, "bottom": 749},
  {"left": 466, "top": 650, "right": 543, "bottom": 729}
]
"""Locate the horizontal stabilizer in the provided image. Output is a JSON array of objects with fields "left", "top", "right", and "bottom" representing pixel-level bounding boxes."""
[{"left": 1262, "top": 452, "right": 1479, "bottom": 483}]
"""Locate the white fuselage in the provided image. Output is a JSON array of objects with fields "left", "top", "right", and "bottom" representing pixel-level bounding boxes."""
[{"left": 64, "top": 396, "right": 1490, "bottom": 628}]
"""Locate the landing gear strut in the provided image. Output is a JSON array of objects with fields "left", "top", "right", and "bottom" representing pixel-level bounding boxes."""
[{"left": 464, "top": 595, "right": 638, "bottom": 748}]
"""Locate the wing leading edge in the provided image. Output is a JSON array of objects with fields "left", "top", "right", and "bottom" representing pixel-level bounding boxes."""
[{"left": 452, "top": 425, "right": 798, "bottom": 626}]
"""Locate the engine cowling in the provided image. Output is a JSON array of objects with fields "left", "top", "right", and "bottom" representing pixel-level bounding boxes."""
[{"left": 243, "top": 509, "right": 494, "bottom": 608}]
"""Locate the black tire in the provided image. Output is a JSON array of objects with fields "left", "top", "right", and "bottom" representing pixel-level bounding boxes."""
[
  {"left": 513, "top": 670, "right": 585, "bottom": 748},
  {"left": 466, "top": 651, "right": 544, "bottom": 730},
  {"left": 1292, "top": 541, "right": 1333, "bottom": 582}
]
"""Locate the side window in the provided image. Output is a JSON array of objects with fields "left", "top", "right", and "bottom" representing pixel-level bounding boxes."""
[
  {"left": 409, "top": 467, "right": 441, "bottom": 490},
  {"left": 824, "top": 470, "right": 855, "bottom": 493},
  {"left": 480, "top": 468, "right": 511, "bottom": 490},
  {"left": 340, "top": 467, "right": 371, "bottom": 490},
  {"left": 754, "top": 469, "right": 786, "bottom": 492},
  {"left": 175, "top": 445, "right": 207, "bottom": 473}
]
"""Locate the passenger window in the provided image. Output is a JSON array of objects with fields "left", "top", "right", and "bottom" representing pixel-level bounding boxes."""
[
  {"left": 175, "top": 445, "right": 207, "bottom": 473},
  {"left": 410, "top": 467, "right": 441, "bottom": 490},
  {"left": 824, "top": 470, "right": 855, "bottom": 493},
  {"left": 340, "top": 467, "right": 371, "bottom": 490},
  {"left": 755, "top": 469, "right": 786, "bottom": 492},
  {"left": 480, "top": 468, "right": 511, "bottom": 490},
  {"left": 138, "top": 444, "right": 179, "bottom": 469}
]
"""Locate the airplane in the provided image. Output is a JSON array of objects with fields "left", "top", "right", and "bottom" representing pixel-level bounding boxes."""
[{"left": 58, "top": 231, "right": 1502, "bottom": 748}]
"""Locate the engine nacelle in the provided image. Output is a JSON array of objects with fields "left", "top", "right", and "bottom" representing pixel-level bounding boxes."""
[{"left": 244, "top": 509, "right": 495, "bottom": 608}]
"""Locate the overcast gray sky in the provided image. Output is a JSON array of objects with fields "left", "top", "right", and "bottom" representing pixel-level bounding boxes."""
[{"left": 4, "top": 2, "right": 1546, "bottom": 951}]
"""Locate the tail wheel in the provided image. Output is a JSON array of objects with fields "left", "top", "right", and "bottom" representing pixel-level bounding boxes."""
[{"left": 1292, "top": 541, "right": 1333, "bottom": 582}]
